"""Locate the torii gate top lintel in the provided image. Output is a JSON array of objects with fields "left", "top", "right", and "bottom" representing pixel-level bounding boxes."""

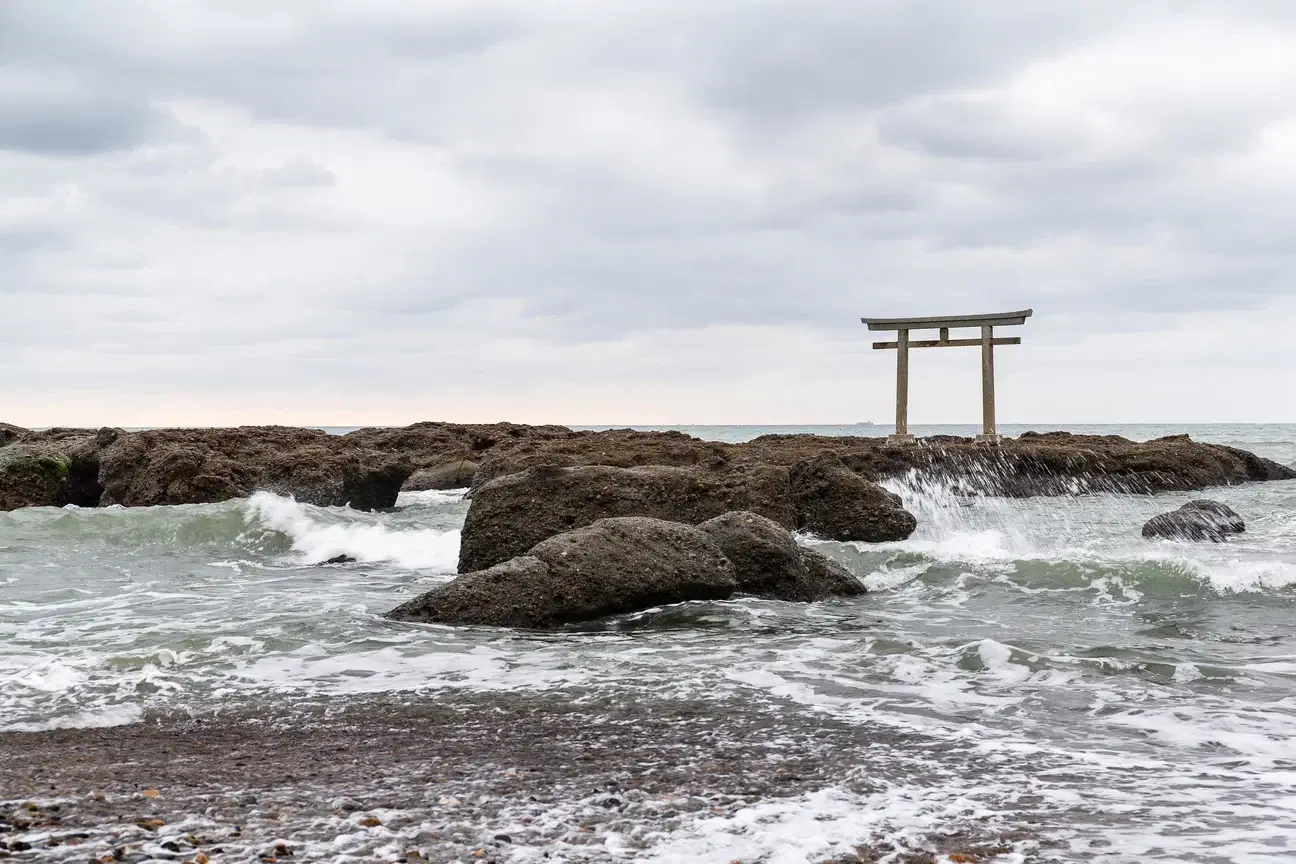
[
  {"left": 862, "top": 309, "right": 1032, "bottom": 443},
  {"left": 860, "top": 309, "right": 1032, "bottom": 330}
]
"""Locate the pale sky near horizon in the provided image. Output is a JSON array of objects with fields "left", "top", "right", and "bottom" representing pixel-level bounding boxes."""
[{"left": 3, "top": 1, "right": 1295, "bottom": 428}]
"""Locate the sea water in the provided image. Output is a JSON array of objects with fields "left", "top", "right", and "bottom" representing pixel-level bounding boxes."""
[{"left": 2, "top": 424, "right": 1295, "bottom": 861}]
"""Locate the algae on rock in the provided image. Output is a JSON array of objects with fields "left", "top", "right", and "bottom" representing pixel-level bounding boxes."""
[{"left": 0, "top": 448, "right": 73, "bottom": 510}]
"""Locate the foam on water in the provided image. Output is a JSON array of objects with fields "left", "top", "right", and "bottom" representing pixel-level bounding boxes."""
[
  {"left": 3, "top": 427, "right": 1296, "bottom": 859},
  {"left": 247, "top": 492, "right": 461, "bottom": 571},
  {"left": 879, "top": 472, "right": 1296, "bottom": 595},
  {"left": 639, "top": 785, "right": 1031, "bottom": 863}
]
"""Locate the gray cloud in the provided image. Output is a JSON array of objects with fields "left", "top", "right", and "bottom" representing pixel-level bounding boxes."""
[
  {"left": 0, "top": 68, "right": 163, "bottom": 154},
  {"left": 1, "top": 0, "right": 1294, "bottom": 424}
]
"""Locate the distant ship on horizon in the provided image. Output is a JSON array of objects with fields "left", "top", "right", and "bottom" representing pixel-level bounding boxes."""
[{"left": 854, "top": 421, "right": 875, "bottom": 427}]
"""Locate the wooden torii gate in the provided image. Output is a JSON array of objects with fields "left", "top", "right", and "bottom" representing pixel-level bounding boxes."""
[{"left": 861, "top": 309, "right": 1032, "bottom": 443}]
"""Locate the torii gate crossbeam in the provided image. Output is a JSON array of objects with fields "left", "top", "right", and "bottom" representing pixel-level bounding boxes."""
[{"left": 861, "top": 309, "right": 1032, "bottom": 443}]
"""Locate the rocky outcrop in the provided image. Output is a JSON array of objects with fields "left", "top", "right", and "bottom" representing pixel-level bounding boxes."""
[
  {"left": 0, "top": 423, "right": 28, "bottom": 448},
  {"left": 0, "top": 426, "right": 411, "bottom": 510},
  {"left": 698, "top": 511, "right": 864, "bottom": 601},
  {"left": 790, "top": 454, "right": 916, "bottom": 542},
  {"left": 94, "top": 427, "right": 410, "bottom": 510},
  {"left": 472, "top": 428, "right": 1296, "bottom": 498},
  {"left": 1142, "top": 500, "right": 1246, "bottom": 542},
  {"left": 0, "top": 446, "right": 71, "bottom": 510},
  {"left": 469, "top": 429, "right": 731, "bottom": 489},
  {"left": 345, "top": 422, "right": 571, "bottom": 474},
  {"left": 403, "top": 460, "right": 478, "bottom": 491},
  {"left": 388, "top": 517, "right": 737, "bottom": 628},
  {"left": 0, "top": 421, "right": 568, "bottom": 512},
  {"left": 457, "top": 463, "right": 798, "bottom": 573},
  {"left": 2, "top": 421, "right": 1289, "bottom": 513},
  {"left": 797, "top": 546, "right": 866, "bottom": 599},
  {"left": 0, "top": 428, "right": 108, "bottom": 509}
]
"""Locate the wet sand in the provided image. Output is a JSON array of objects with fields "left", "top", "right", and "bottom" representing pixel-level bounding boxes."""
[{"left": 1, "top": 692, "right": 1039, "bottom": 862}]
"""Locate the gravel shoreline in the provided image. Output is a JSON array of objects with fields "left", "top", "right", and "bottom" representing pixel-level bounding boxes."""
[{"left": 0, "top": 692, "right": 1046, "bottom": 863}]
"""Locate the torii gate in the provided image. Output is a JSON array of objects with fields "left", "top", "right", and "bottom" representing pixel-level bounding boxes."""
[{"left": 861, "top": 309, "right": 1032, "bottom": 443}]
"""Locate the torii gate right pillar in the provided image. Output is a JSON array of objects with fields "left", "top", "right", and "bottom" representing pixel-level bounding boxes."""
[
  {"left": 980, "top": 325, "right": 996, "bottom": 440},
  {"left": 863, "top": 310, "right": 1032, "bottom": 444}
]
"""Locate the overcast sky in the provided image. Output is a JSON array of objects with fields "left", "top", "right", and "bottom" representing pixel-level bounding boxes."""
[{"left": 3, "top": 1, "right": 1294, "bottom": 427}]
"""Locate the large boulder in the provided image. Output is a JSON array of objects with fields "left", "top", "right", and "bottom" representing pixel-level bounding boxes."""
[
  {"left": 0, "top": 446, "right": 71, "bottom": 510},
  {"left": 458, "top": 463, "right": 797, "bottom": 572},
  {"left": 387, "top": 517, "right": 737, "bottom": 628},
  {"left": 697, "top": 511, "right": 864, "bottom": 601},
  {"left": 95, "top": 427, "right": 410, "bottom": 510},
  {"left": 797, "top": 546, "right": 867, "bottom": 598},
  {"left": 0, "top": 428, "right": 108, "bottom": 510},
  {"left": 790, "top": 454, "right": 916, "bottom": 542},
  {"left": 1142, "top": 499, "right": 1246, "bottom": 542},
  {"left": 403, "top": 460, "right": 478, "bottom": 491}
]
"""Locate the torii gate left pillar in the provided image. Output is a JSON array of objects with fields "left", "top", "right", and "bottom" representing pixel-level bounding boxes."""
[{"left": 862, "top": 309, "right": 1032, "bottom": 443}]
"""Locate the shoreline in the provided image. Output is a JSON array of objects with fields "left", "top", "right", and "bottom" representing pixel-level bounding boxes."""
[{"left": 2, "top": 692, "right": 1042, "bottom": 863}]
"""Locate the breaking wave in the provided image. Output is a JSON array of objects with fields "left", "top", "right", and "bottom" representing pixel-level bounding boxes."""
[
  {"left": 0, "top": 491, "right": 463, "bottom": 572},
  {"left": 864, "top": 472, "right": 1296, "bottom": 595},
  {"left": 247, "top": 492, "right": 460, "bottom": 572}
]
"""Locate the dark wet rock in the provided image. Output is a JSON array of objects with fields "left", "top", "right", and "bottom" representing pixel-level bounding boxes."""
[
  {"left": 322, "top": 554, "right": 357, "bottom": 565},
  {"left": 875, "top": 432, "right": 1296, "bottom": 497},
  {"left": 95, "top": 427, "right": 411, "bottom": 510},
  {"left": 0, "top": 428, "right": 108, "bottom": 510},
  {"left": 790, "top": 454, "right": 917, "bottom": 542},
  {"left": 403, "top": 460, "right": 478, "bottom": 491},
  {"left": 345, "top": 422, "right": 571, "bottom": 475},
  {"left": 3, "top": 421, "right": 1290, "bottom": 513},
  {"left": 388, "top": 517, "right": 737, "bottom": 628},
  {"left": 470, "top": 429, "right": 731, "bottom": 489},
  {"left": 457, "top": 464, "right": 797, "bottom": 573},
  {"left": 0, "top": 446, "right": 71, "bottom": 510},
  {"left": 1142, "top": 499, "right": 1246, "bottom": 542},
  {"left": 697, "top": 511, "right": 864, "bottom": 601},
  {"left": 473, "top": 427, "right": 1296, "bottom": 499},
  {"left": 0, "top": 422, "right": 28, "bottom": 447},
  {"left": 797, "top": 546, "right": 867, "bottom": 598}
]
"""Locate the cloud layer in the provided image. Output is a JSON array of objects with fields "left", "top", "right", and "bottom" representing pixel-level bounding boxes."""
[{"left": 3, "top": 0, "right": 1294, "bottom": 425}]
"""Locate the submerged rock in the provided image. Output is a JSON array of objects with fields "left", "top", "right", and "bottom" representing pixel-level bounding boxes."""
[
  {"left": 403, "top": 460, "right": 478, "bottom": 491},
  {"left": 1142, "top": 499, "right": 1246, "bottom": 542},
  {"left": 321, "top": 554, "right": 357, "bottom": 565},
  {"left": 789, "top": 454, "right": 916, "bottom": 542},
  {"left": 697, "top": 510, "right": 864, "bottom": 601},
  {"left": 387, "top": 516, "right": 737, "bottom": 628},
  {"left": 457, "top": 463, "right": 798, "bottom": 573}
]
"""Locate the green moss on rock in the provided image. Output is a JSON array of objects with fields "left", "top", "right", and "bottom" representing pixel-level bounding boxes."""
[{"left": 0, "top": 448, "right": 73, "bottom": 510}]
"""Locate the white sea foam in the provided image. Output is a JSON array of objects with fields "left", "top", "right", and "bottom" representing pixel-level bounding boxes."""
[
  {"left": 2, "top": 703, "right": 143, "bottom": 732},
  {"left": 5, "top": 448, "right": 1296, "bottom": 861},
  {"left": 639, "top": 785, "right": 1030, "bottom": 864},
  {"left": 396, "top": 488, "right": 470, "bottom": 506},
  {"left": 247, "top": 492, "right": 460, "bottom": 571},
  {"left": 1182, "top": 557, "right": 1296, "bottom": 593},
  {"left": 3, "top": 657, "right": 88, "bottom": 693}
]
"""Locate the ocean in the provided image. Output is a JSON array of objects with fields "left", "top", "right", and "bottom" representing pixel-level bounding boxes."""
[{"left": 3, "top": 424, "right": 1295, "bottom": 862}]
